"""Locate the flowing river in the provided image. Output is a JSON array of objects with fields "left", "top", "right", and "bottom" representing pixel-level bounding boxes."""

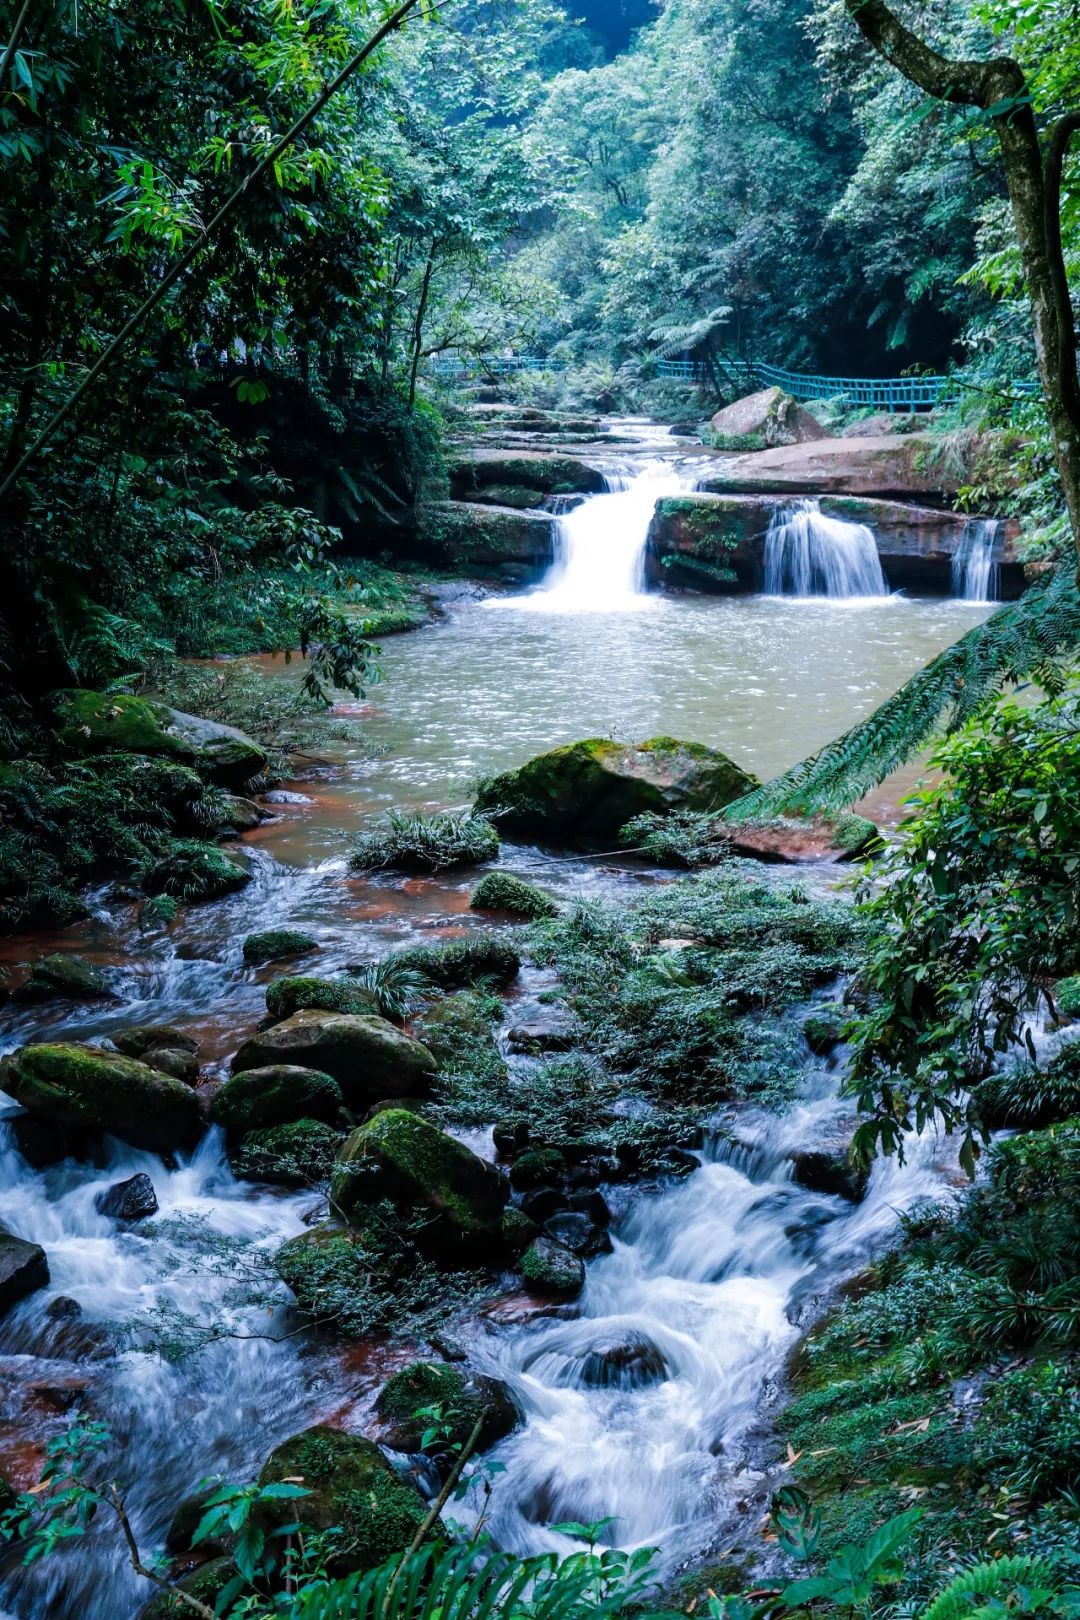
[{"left": 0, "top": 423, "right": 995, "bottom": 1617}]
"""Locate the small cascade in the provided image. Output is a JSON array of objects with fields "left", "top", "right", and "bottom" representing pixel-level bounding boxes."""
[
  {"left": 764, "top": 499, "right": 888, "bottom": 599},
  {"left": 952, "top": 518, "right": 1000, "bottom": 602}
]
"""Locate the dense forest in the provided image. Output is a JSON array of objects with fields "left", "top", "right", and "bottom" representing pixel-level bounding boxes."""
[{"left": 0, "top": 0, "right": 1079, "bottom": 1618}]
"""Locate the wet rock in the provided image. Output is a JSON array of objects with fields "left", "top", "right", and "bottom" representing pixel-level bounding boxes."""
[
  {"left": 724, "top": 813, "right": 880, "bottom": 865},
  {"left": 141, "top": 841, "right": 251, "bottom": 902},
  {"left": 803, "top": 1005, "right": 845, "bottom": 1055},
  {"left": 159, "top": 708, "right": 268, "bottom": 789},
  {"left": 28, "top": 1377, "right": 90, "bottom": 1413},
  {"left": 569, "top": 1189, "right": 611, "bottom": 1226},
  {"left": 331, "top": 1109, "right": 508, "bottom": 1253},
  {"left": 507, "top": 1022, "right": 576, "bottom": 1053},
  {"left": 574, "top": 1335, "right": 669, "bottom": 1390},
  {"left": 543, "top": 1210, "right": 611, "bottom": 1257},
  {"left": 258, "top": 1426, "right": 427, "bottom": 1574},
  {"left": 519, "top": 1186, "right": 570, "bottom": 1222},
  {"left": 15, "top": 953, "right": 115, "bottom": 1003},
  {"left": 113, "top": 1026, "right": 199, "bottom": 1061},
  {"left": 374, "top": 1361, "right": 521, "bottom": 1454},
  {"left": 217, "top": 794, "right": 264, "bottom": 831},
  {"left": 232, "top": 1010, "right": 435, "bottom": 1109},
  {"left": 469, "top": 872, "right": 558, "bottom": 919},
  {"left": 420, "top": 501, "right": 557, "bottom": 568},
  {"left": 242, "top": 928, "right": 319, "bottom": 967},
  {"left": 137, "top": 1556, "right": 238, "bottom": 1620},
  {"left": 0, "top": 1042, "right": 203, "bottom": 1155},
  {"left": 95, "top": 1172, "right": 158, "bottom": 1221},
  {"left": 10, "top": 1112, "right": 77, "bottom": 1168},
  {"left": 448, "top": 452, "right": 606, "bottom": 499},
  {"left": 142, "top": 1046, "right": 200, "bottom": 1085},
  {"left": 509, "top": 1147, "right": 565, "bottom": 1190},
  {"left": 233, "top": 1118, "right": 344, "bottom": 1187},
  {"left": 52, "top": 691, "right": 267, "bottom": 788},
  {"left": 492, "top": 1119, "right": 529, "bottom": 1158},
  {"left": 789, "top": 1126, "right": 868, "bottom": 1203},
  {"left": 45, "top": 1295, "right": 82, "bottom": 1320},
  {"left": 474, "top": 737, "right": 757, "bottom": 845},
  {"left": 264, "top": 975, "right": 380, "bottom": 1024},
  {"left": 0, "top": 1228, "right": 49, "bottom": 1316},
  {"left": 211, "top": 1064, "right": 343, "bottom": 1137},
  {"left": 710, "top": 386, "right": 831, "bottom": 450},
  {"left": 500, "top": 1205, "right": 539, "bottom": 1252},
  {"left": 520, "top": 1235, "right": 584, "bottom": 1298},
  {"left": 166, "top": 1486, "right": 228, "bottom": 1555}
]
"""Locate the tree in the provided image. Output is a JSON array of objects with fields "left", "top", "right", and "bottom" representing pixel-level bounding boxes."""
[{"left": 841, "top": 0, "right": 1080, "bottom": 552}]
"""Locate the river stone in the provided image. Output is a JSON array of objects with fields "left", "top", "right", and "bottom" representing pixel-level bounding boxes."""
[
  {"left": 331, "top": 1108, "right": 508, "bottom": 1251},
  {"left": 0, "top": 1227, "right": 49, "bottom": 1317},
  {"left": 242, "top": 928, "right": 319, "bottom": 966},
  {"left": 264, "top": 974, "right": 380, "bottom": 1024},
  {"left": 474, "top": 737, "right": 758, "bottom": 844},
  {"left": 14, "top": 953, "right": 115, "bottom": 1003},
  {"left": 0, "top": 1042, "right": 203, "bottom": 1154},
  {"left": 210, "top": 1065, "right": 343, "bottom": 1137},
  {"left": 258, "top": 1426, "right": 427, "bottom": 1574},
  {"left": 574, "top": 1334, "right": 669, "bottom": 1390},
  {"left": 374, "top": 1361, "right": 521, "bottom": 1454},
  {"left": 160, "top": 708, "right": 267, "bottom": 788},
  {"left": 520, "top": 1235, "right": 584, "bottom": 1298},
  {"left": 140, "top": 1046, "right": 200, "bottom": 1085},
  {"left": 789, "top": 1121, "right": 868, "bottom": 1203},
  {"left": 51, "top": 691, "right": 267, "bottom": 788},
  {"left": 543, "top": 1210, "right": 611, "bottom": 1257},
  {"left": 710, "top": 386, "right": 831, "bottom": 449},
  {"left": 112, "top": 1025, "right": 199, "bottom": 1060},
  {"left": 95, "top": 1173, "right": 158, "bottom": 1221},
  {"left": 232, "top": 1010, "right": 435, "bottom": 1109}
]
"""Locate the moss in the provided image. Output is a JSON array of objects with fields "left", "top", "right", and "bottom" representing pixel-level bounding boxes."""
[
  {"left": 140, "top": 840, "right": 250, "bottom": 901},
  {"left": 826, "top": 811, "right": 881, "bottom": 856},
  {"left": 352, "top": 809, "right": 500, "bottom": 874},
  {"left": 52, "top": 689, "right": 190, "bottom": 761},
  {"left": 242, "top": 928, "right": 319, "bottom": 966},
  {"left": 388, "top": 936, "right": 520, "bottom": 990},
  {"left": 1055, "top": 975, "right": 1080, "bottom": 1017},
  {"left": 470, "top": 872, "right": 558, "bottom": 919},
  {"left": 499, "top": 1205, "right": 538, "bottom": 1252},
  {"left": 448, "top": 453, "right": 605, "bottom": 495},
  {"left": 414, "top": 992, "right": 508, "bottom": 1091},
  {"left": 265, "top": 975, "right": 379, "bottom": 1023},
  {"left": 210, "top": 1064, "right": 343, "bottom": 1136},
  {"left": 233, "top": 1118, "right": 343, "bottom": 1185},
  {"left": 15, "top": 953, "right": 113, "bottom": 1002},
  {"left": 375, "top": 1361, "right": 519, "bottom": 1452},
  {"left": 509, "top": 1147, "right": 564, "bottom": 1189},
  {"left": 520, "top": 1235, "right": 584, "bottom": 1297},
  {"left": 232, "top": 1009, "right": 436, "bottom": 1106},
  {"left": 0, "top": 1041, "right": 202, "bottom": 1152}
]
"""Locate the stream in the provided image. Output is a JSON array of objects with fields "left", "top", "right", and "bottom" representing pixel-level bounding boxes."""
[{"left": 0, "top": 421, "right": 995, "bottom": 1617}]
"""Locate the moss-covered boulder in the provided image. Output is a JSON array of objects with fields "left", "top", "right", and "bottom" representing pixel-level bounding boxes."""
[
  {"left": 448, "top": 452, "right": 606, "bottom": 498},
  {"left": 475, "top": 737, "right": 758, "bottom": 844},
  {"left": 0, "top": 1042, "right": 203, "bottom": 1154},
  {"left": 509, "top": 1147, "right": 565, "bottom": 1190},
  {"left": 232, "top": 1010, "right": 435, "bottom": 1110},
  {"left": 265, "top": 975, "right": 379, "bottom": 1024},
  {"left": 0, "top": 1227, "right": 49, "bottom": 1317},
  {"left": 52, "top": 691, "right": 266, "bottom": 788},
  {"left": 412, "top": 993, "right": 508, "bottom": 1086},
  {"left": 258, "top": 1426, "right": 427, "bottom": 1574},
  {"left": 470, "top": 873, "right": 558, "bottom": 919},
  {"left": 331, "top": 1109, "right": 507, "bottom": 1252},
  {"left": 15, "top": 953, "right": 115, "bottom": 1003},
  {"left": 141, "top": 840, "right": 251, "bottom": 902},
  {"left": 374, "top": 1361, "right": 521, "bottom": 1454},
  {"left": 803, "top": 1005, "right": 845, "bottom": 1055},
  {"left": 387, "top": 937, "right": 520, "bottom": 990},
  {"left": 1056, "top": 976, "right": 1080, "bottom": 1017},
  {"left": 233, "top": 1118, "right": 343, "bottom": 1186},
  {"left": 421, "top": 502, "right": 557, "bottom": 567},
  {"left": 112, "top": 1025, "right": 198, "bottom": 1060},
  {"left": 243, "top": 928, "right": 319, "bottom": 966},
  {"left": 520, "top": 1235, "right": 585, "bottom": 1297},
  {"left": 210, "top": 1065, "right": 343, "bottom": 1137}
]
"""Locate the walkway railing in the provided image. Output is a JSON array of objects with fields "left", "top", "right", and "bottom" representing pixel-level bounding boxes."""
[{"left": 428, "top": 355, "right": 566, "bottom": 377}]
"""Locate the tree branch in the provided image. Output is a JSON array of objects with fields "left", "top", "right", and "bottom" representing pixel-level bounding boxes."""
[
  {"left": 0, "top": 0, "right": 33, "bottom": 91},
  {"left": 1045, "top": 112, "right": 1080, "bottom": 435},
  {"left": 107, "top": 1485, "right": 217, "bottom": 1620},
  {"left": 843, "top": 0, "right": 1013, "bottom": 106}
]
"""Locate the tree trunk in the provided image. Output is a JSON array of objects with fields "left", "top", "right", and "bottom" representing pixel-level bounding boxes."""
[
  {"left": 842, "top": 0, "right": 1080, "bottom": 552},
  {"left": 407, "top": 246, "right": 436, "bottom": 410}
]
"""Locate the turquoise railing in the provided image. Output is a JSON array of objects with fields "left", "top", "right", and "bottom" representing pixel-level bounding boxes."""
[{"left": 428, "top": 355, "right": 566, "bottom": 376}]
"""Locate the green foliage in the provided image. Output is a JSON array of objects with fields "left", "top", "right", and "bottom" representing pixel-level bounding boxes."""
[
  {"left": 347, "top": 958, "right": 432, "bottom": 1023},
  {"left": 264, "top": 975, "right": 378, "bottom": 1023},
  {"left": 470, "top": 872, "right": 559, "bottom": 919},
  {"left": 386, "top": 936, "right": 521, "bottom": 990},
  {"left": 352, "top": 810, "right": 500, "bottom": 874}
]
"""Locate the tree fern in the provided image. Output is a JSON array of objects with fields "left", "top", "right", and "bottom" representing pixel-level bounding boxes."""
[
  {"left": 725, "top": 559, "right": 1080, "bottom": 820},
  {"left": 919, "top": 1554, "right": 1056, "bottom": 1620},
  {"left": 647, "top": 306, "right": 734, "bottom": 359}
]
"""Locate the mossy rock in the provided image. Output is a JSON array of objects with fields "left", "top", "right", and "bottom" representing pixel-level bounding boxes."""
[
  {"left": 52, "top": 691, "right": 266, "bottom": 788},
  {"left": 520, "top": 1235, "right": 584, "bottom": 1297},
  {"left": 975, "top": 1042, "right": 1080, "bottom": 1131},
  {"left": 509, "top": 1147, "right": 564, "bottom": 1190},
  {"left": 15, "top": 953, "right": 115, "bottom": 1003},
  {"left": 790, "top": 1129, "right": 868, "bottom": 1202},
  {"left": 331, "top": 1109, "right": 508, "bottom": 1252},
  {"left": 1056, "top": 976, "right": 1080, "bottom": 1017},
  {"left": 112, "top": 1025, "right": 198, "bottom": 1060},
  {"left": 387, "top": 937, "right": 520, "bottom": 990},
  {"left": 470, "top": 873, "right": 558, "bottom": 920},
  {"left": 412, "top": 993, "right": 508, "bottom": 1085},
  {"left": 804, "top": 1005, "right": 845, "bottom": 1055},
  {"left": 157, "top": 707, "right": 267, "bottom": 789},
  {"left": 448, "top": 454, "right": 606, "bottom": 496},
  {"left": 258, "top": 1426, "right": 427, "bottom": 1574},
  {"left": 374, "top": 1361, "right": 520, "bottom": 1453},
  {"left": 233, "top": 1010, "right": 435, "bottom": 1110},
  {"left": 499, "top": 1205, "right": 538, "bottom": 1253},
  {"left": 471, "top": 484, "right": 547, "bottom": 510},
  {"left": 233, "top": 1118, "right": 344, "bottom": 1186},
  {"left": 265, "top": 975, "right": 380, "bottom": 1024},
  {"left": 136, "top": 1556, "right": 238, "bottom": 1620},
  {"left": 210, "top": 1065, "right": 343, "bottom": 1137},
  {"left": 141, "top": 840, "right": 251, "bottom": 902},
  {"left": 474, "top": 736, "right": 758, "bottom": 845},
  {"left": 243, "top": 928, "right": 319, "bottom": 966},
  {"left": 0, "top": 1042, "right": 203, "bottom": 1154}
]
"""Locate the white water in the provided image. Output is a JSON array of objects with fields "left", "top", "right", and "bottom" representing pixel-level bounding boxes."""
[
  {"left": 491, "top": 460, "right": 691, "bottom": 613},
  {"left": 457, "top": 1074, "right": 952, "bottom": 1569},
  {"left": 952, "top": 519, "right": 1000, "bottom": 603},
  {"left": 764, "top": 500, "right": 889, "bottom": 599}
]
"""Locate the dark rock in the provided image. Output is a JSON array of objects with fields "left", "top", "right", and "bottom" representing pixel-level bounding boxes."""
[
  {"left": 803, "top": 1006, "right": 845, "bottom": 1055},
  {"left": 141, "top": 1046, "right": 200, "bottom": 1085},
  {"left": 264, "top": 974, "right": 380, "bottom": 1024},
  {"left": 790, "top": 1130, "right": 868, "bottom": 1203},
  {"left": 232, "top": 1010, "right": 435, "bottom": 1109},
  {"left": 543, "top": 1211, "right": 611, "bottom": 1257},
  {"left": 45, "top": 1295, "right": 81, "bottom": 1320},
  {"left": 0, "top": 1042, "right": 203, "bottom": 1155},
  {"left": 500, "top": 1205, "right": 539, "bottom": 1252},
  {"left": 509, "top": 1148, "right": 565, "bottom": 1190},
  {"left": 568, "top": 1189, "right": 611, "bottom": 1227},
  {"left": 520, "top": 1186, "right": 570, "bottom": 1222},
  {"left": 10, "top": 1113, "right": 76, "bottom": 1168},
  {"left": 0, "top": 1228, "right": 49, "bottom": 1316},
  {"left": 242, "top": 929, "right": 319, "bottom": 966},
  {"left": 95, "top": 1173, "right": 158, "bottom": 1221},
  {"left": 211, "top": 1065, "right": 343, "bottom": 1137},
  {"left": 492, "top": 1119, "right": 530, "bottom": 1158},
  {"left": 520, "top": 1235, "right": 584, "bottom": 1297},
  {"left": 15, "top": 954, "right": 114, "bottom": 1003},
  {"left": 374, "top": 1361, "right": 521, "bottom": 1454},
  {"left": 233, "top": 1118, "right": 344, "bottom": 1187},
  {"left": 574, "top": 1335, "right": 669, "bottom": 1390},
  {"left": 112, "top": 1025, "right": 199, "bottom": 1060},
  {"left": 506, "top": 1024, "right": 576, "bottom": 1053}
]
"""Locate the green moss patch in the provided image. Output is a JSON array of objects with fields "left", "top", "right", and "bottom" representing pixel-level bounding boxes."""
[{"left": 470, "top": 872, "right": 558, "bottom": 919}]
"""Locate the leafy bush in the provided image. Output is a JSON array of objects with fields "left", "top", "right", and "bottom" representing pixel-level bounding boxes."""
[
  {"left": 352, "top": 810, "right": 500, "bottom": 874},
  {"left": 265, "top": 975, "right": 378, "bottom": 1023},
  {"left": 386, "top": 936, "right": 520, "bottom": 989},
  {"left": 470, "top": 872, "right": 558, "bottom": 918}
]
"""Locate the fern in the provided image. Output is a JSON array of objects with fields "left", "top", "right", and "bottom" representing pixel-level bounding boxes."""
[
  {"left": 726, "top": 558, "right": 1080, "bottom": 819},
  {"left": 648, "top": 306, "right": 734, "bottom": 359},
  {"left": 919, "top": 1555, "right": 1055, "bottom": 1620}
]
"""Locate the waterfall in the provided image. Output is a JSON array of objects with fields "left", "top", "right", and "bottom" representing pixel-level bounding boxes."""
[
  {"left": 491, "top": 460, "right": 689, "bottom": 613},
  {"left": 763, "top": 500, "right": 888, "bottom": 599},
  {"left": 952, "top": 519, "right": 1000, "bottom": 602}
]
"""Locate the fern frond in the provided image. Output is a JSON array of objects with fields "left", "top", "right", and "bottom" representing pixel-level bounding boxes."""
[
  {"left": 920, "top": 1554, "right": 1054, "bottom": 1620},
  {"left": 648, "top": 305, "right": 733, "bottom": 358},
  {"left": 725, "top": 559, "right": 1080, "bottom": 820}
]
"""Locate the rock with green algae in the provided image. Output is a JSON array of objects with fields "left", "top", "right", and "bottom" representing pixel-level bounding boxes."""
[
  {"left": 499, "top": 1205, "right": 538, "bottom": 1253},
  {"left": 374, "top": 1361, "right": 521, "bottom": 1453},
  {"left": 509, "top": 1147, "right": 565, "bottom": 1190},
  {"left": 385, "top": 936, "right": 520, "bottom": 990},
  {"left": 257, "top": 1426, "right": 427, "bottom": 1574},
  {"left": 210, "top": 1065, "right": 343, "bottom": 1137},
  {"left": 140, "top": 840, "right": 251, "bottom": 902},
  {"left": 51, "top": 690, "right": 267, "bottom": 788},
  {"left": 474, "top": 736, "right": 758, "bottom": 845},
  {"left": 803, "top": 1005, "right": 845, "bottom": 1055},
  {"left": 232, "top": 1010, "right": 435, "bottom": 1108},
  {"left": 14, "top": 953, "right": 115, "bottom": 1003},
  {"left": 264, "top": 975, "right": 379, "bottom": 1024},
  {"left": 242, "top": 928, "right": 319, "bottom": 966},
  {"left": 1055, "top": 975, "right": 1080, "bottom": 1017},
  {"left": 520, "top": 1234, "right": 584, "bottom": 1297},
  {"left": 136, "top": 1556, "right": 237, "bottom": 1619},
  {"left": 331, "top": 1108, "right": 507, "bottom": 1251},
  {"left": 469, "top": 872, "right": 558, "bottom": 919},
  {"left": 112, "top": 1025, "right": 198, "bottom": 1060},
  {"left": 233, "top": 1118, "right": 343, "bottom": 1186},
  {"left": 0, "top": 1042, "right": 202, "bottom": 1154}
]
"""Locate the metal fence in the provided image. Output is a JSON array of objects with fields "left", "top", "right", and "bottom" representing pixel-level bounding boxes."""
[
  {"left": 427, "top": 355, "right": 566, "bottom": 377},
  {"left": 655, "top": 358, "right": 1039, "bottom": 411}
]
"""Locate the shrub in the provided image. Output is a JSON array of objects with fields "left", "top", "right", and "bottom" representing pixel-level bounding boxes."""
[
  {"left": 352, "top": 809, "right": 499, "bottom": 873},
  {"left": 264, "top": 975, "right": 378, "bottom": 1023},
  {"left": 139, "top": 840, "right": 250, "bottom": 901},
  {"left": 470, "top": 872, "right": 558, "bottom": 919},
  {"left": 387, "top": 936, "right": 520, "bottom": 989}
]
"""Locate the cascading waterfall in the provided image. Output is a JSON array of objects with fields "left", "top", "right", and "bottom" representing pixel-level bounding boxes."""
[
  {"left": 764, "top": 500, "right": 888, "bottom": 599},
  {"left": 952, "top": 519, "right": 1000, "bottom": 602}
]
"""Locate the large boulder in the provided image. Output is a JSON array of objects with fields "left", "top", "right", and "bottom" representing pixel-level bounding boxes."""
[
  {"left": 14, "top": 953, "right": 115, "bottom": 1003},
  {"left": 697, "top": 434, "right": 959, "bottom": 501},
  {"left": 420, "top": 502, "right": 556, "bottom": 568},
  {"left": 0, "top": 1228, "right": 49, "bottom": 1317},
  {"left": 448, "top": 451, "right": 606, "bottom": 498},
  {"left": 210, "top": 1065, "right": 343, "bottom": 1137},
  {"left": 51, "top": 691, "right": 267, "bottom": 788},
  {"left": 331, "top": 1109, "right": 508, "bottom": 1252},
  {"left": 242, "top": 928, "right": 319, "bottom": 966},
  {"left": 231, "top": 1010, "right": 435, "bottom": 1110},
  {"left": 258, "top": 1427, "right": 427, "bottom": 1574},
  {"left": 0, "top": 1042, "right": 203, "bottom": 1154},
  {"left": 374, "top": 1361, "right": 521, "bottom": 1454},
  {"left": 710, "top": 387, "right": 831, "bottom": 450},
  {"left": 474, "top": 737, "right": 758, "bottom": 844},
  {"left": 264, "top": 975, "right": 379, "bottom": 1024},
  {"left": 95, "top": 1173, "right": 158, "bottom": 1221}
]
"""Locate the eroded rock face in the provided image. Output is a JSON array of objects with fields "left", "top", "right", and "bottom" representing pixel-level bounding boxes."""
[
  {"left": 474, "top": 736, "right": 758, "bottom": 844},
  {"left": 697, "top": 434, "right": 955, "bottom": 500},
  {"left": 710, "top": 387, "right": 831, "bottom": 449},
  {"left": 232, "top": 1010, "right": 435, "bottom": 1109},
  {"left": 448, "top": 451, "right": 606, "bottom": 498},
  {"left": 0, "top": 1228, "right": 49, "bottom": 1316},
  {"left": 0, "top": 1042, "right": 203, "bottom": 1155},
  {"left": 421, "top": 501, "right": 556, "bottom": 568}
]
